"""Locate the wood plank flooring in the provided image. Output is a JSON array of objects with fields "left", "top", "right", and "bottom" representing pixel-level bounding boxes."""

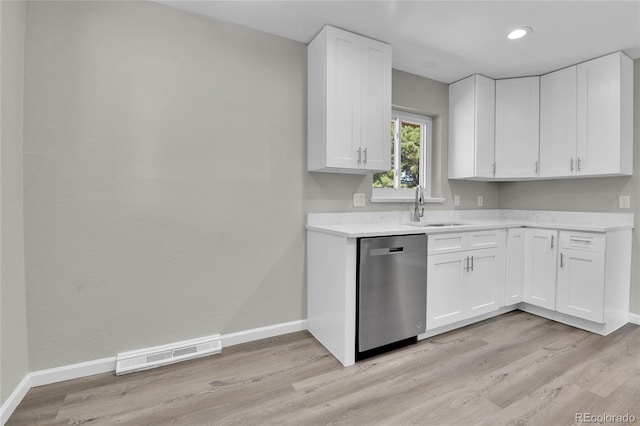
[{"left": 8, "top": 311, "right": 640, "bottom": 425}]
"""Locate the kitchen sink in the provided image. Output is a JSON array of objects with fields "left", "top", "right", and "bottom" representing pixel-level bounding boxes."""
[{"left": 409, "top": 222, "right": 467, "bottom": 227}]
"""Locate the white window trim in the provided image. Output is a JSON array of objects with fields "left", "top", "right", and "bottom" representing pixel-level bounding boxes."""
[{"left": 371, "top": 110, "right": 442, "bottom": 203}]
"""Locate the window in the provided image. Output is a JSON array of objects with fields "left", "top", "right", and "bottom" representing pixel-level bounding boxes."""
[{"left": 372, "top": 110, "right": 434, "bottom": 202}]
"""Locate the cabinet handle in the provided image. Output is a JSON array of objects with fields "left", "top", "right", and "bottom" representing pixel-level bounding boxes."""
[
  {"left": 464, "top": 256, "right": 469, "bottom": 272},
  {"left": 571, "top": 238, "right": 592, "bottom": 244},
  {"left": 470, "top": 256, "right": 474, "bottom": 271},
  {"left": 560, "top": 252, "right": 564, "bottom": 268},
  {"left": 577, "top": 157, "right": 582, "bottom": 171},
  {"left": 357, "top": 148, "right": 362, "bottom": 164},
  {"left": 492, "top": 162, "right": 496, "bottom": 177},
  {"left": 363, "top": 147, "right": 368, "bottom": 164},
  {"left": 551, "top": 235, "right": 555, "bottom": 249},
  {"left": 570, "top": 158, "right": 574, "bottom": 172},
  {"left": 534, "top": 161, "right": 538, "bottom": 175}
]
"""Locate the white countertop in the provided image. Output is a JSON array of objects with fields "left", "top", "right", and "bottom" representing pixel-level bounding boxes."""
[{"left": 306, "top": 210, "right": 634, "bottom": 238}]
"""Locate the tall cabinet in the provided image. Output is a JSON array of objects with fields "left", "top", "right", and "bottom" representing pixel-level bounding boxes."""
[
  {"left": 576, "top": 52, "right": 633, "bottom": 176},
  {"left": 539, "top": 66, "right": 577, "bottom": 177},
  {"left": 495, "top": 77, "right": 540, "bottom": 179},
  {"left": 448, "top": 74, "right": 496, "bottom": 179},
  {"left": 307, "top": 26, "right": 392, "bottom": 173}
]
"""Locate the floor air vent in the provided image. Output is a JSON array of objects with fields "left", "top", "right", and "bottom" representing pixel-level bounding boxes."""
[{"left": 116, "top": 334, "right": 221, "bottom": 375}]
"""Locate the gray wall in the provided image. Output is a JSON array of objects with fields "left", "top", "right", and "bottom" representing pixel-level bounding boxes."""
[
  {"left": 1, "top": 0, "right": 29, "bottom": 405},
  {"left": 23, "top": 0, "right": 309, "bottom": 371},
  {"left": 22, "top": 1, "right": 496, "bottom": 371},
  {"left": 498, "top": 59, "right": 640, "bottom": 315}
]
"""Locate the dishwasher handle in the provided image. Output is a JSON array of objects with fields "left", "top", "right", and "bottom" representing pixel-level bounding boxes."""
[{"left": 370, "top": 247, "right": 404, "bottom": 256}]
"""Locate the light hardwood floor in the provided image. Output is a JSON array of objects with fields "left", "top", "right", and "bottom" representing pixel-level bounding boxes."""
[{"left": 8, "top": 311, "right": 640, "bottom": 425}]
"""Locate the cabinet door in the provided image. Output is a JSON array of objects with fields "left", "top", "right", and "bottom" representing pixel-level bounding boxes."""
[
  {"left": 474, "top": 75, "right": 496, "bottom": 178},
  {"left": 576, "top": 52, "right": 625, "bottom": 176},
  {"left": 325, "top": 27, "right": 362, "bottom": 169},
  {"left": 495, "top": 77, "right": 540, "bottom": 178},
  {"left": 540, "top": 66, "right": 577, "bottom": 177},
  {"left": 466, "top": 248, "right": 505, "bottom": 317},
  {"left": 360, "top": 37, "right": 392, "bottom": 171},
  {"left": 448, "top": 76, "right": 476, "bottom": 179},
  {"left": 448, "top": 75, "right": 495, "bottom": 179},
  {"left": 523, "top": 229, "right": 558, "bottom": 310},
  {"left": 556, "top": 248, "right": 605, "bottom": 323},
  {"left": 505, "top": 228, "right": 525, "bottom": 305},
  {"left": 427, "top": 252, "right": 466, "bottom": 329}
]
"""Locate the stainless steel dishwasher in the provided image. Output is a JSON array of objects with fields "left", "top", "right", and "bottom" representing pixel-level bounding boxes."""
[{"left": 357, "top": 234, "right": 427, "bottom": 359}]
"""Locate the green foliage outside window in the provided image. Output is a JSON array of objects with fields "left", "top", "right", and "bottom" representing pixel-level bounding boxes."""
[{"left": 373, "top": 120, "right": 421, "bottom": 188}]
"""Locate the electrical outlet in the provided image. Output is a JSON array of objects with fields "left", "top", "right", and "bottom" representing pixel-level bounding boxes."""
[
  {"left": 454, "top": 195, "right": 460, "bottom": 207},
  {"left": 353, "top": 192, "right": 366, "bottom": 207},
  {"left": 619, "top": 195, "right": 631, "bottom": 209},
  {"left": 477, "top": 196, "right": 484, "bottom": 207}
]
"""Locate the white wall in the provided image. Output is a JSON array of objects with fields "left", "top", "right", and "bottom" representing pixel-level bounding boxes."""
[{"left": 0, "top": 0, "right": 29, "bottom": 405}]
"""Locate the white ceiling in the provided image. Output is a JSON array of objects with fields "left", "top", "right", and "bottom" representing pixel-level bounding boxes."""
[{"left": 159, "top": 1, "right": 640, "bottom": 84}]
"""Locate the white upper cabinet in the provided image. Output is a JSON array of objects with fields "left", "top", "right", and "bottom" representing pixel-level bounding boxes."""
[
  {"left": 448, "top": 75, "right": 495, "bottom": 179},
  {"left": 540, "top": 52, "right": 633, "bottom": 178},
  {"left": 540, "top": 66, "right": 577, "bottom": 178},
  {"left": 307, "top": 26, "right": 392, "bottom": 173},
  {"left": 495, "top": 77, "right": 540, "bottom": 179},
  {"left": 576, "top": 52, "right": 633, "bottom": 176}
]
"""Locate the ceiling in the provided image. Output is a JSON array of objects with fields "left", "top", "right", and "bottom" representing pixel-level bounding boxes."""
[{"left": 159, "top": 1, "right": 640, "bottom": 84}]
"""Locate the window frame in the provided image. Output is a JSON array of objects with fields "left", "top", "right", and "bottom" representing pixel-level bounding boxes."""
[{"left": 371, "top": 110, "right": 440, "bottom": 203}]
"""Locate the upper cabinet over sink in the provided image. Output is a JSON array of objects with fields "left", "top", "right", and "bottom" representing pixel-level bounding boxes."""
[
  {"left": 449, "top": 51, "right": 633, "bottom": 181},
  {"left": 307, "top": 26, "right": 392, "bottom": 173}
]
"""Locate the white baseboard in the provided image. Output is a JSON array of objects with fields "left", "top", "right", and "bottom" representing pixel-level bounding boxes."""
[
  {"left": 0, "top": 375, "right": 31, "bottom": 425},
  {"left": 629, "top": 312, "right": 640, "bottom": 325},
  {"left": 0, "top": 319, "right": 307, "bottom": 425},
  {"left": 221, "top": 319, "right": 308, "bottom": 347},
  {"left": 29, "top": 356, "right": 117, "bottom": 388}
]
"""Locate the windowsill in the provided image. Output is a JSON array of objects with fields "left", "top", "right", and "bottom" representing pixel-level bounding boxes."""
[{"left": 371, "top": 196, "right": 446, "bottom": 203}]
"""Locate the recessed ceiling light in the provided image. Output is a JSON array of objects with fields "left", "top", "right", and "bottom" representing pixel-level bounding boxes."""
[{"left": 507, "top": 26, "right": 533, "bottom": 40}]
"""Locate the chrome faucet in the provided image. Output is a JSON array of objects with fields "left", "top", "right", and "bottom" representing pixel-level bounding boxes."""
[{"left": 413, "top": 185, "right": 424, "bottom": 222}]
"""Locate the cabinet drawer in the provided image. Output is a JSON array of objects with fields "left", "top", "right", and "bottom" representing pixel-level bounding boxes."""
[
  {"left": 467, "top": 230, "right": 503, "bottom": 250},
  {"left": 559, "top": 231, "right": 605, "bottom": 253},
  {"left": 428, "top": 233, "right": 467, "bottom": 255}
]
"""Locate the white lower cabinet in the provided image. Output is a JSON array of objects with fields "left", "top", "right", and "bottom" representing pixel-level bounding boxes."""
[
  {"left": 467, "top": 248, "right": 505, "bottom": 316},
  {"left": 523, "top": 228, "right": 558, "bottom": 310},
  {"left": 427, "top": 230, "right": 505, "bottom": 330},
  {"left": 427, "top": 251, "right": 466, "bottom": 329},
  {"left": 556, "top": 233, "right": 605, "bottom": 323},
  {"left": 505, "top": 228, "right": 525, "bottom": 305}
]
